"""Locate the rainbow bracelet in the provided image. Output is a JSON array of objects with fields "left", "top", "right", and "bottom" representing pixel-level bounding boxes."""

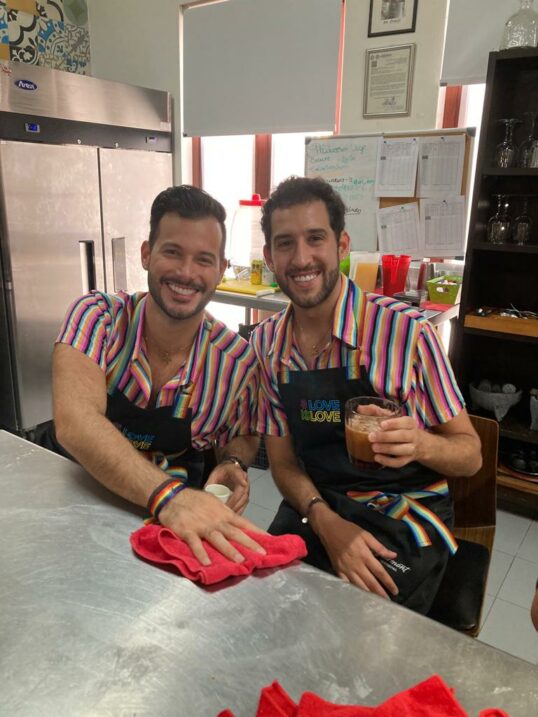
[{"left": 146, "top": 479, "right": 187, "bottom": 523}]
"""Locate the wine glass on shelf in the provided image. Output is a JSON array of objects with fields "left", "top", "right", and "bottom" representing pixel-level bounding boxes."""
[
  {"left": 512, "top": 196, "right": 532, "bottom": 244},
  {"left": 487, "top": 194, "right": 512, "bottom": 244},
  {"left": 517, "top": 111, "right": 538, "bottom": 167},
  {"left": 494, "top": 118, "right": 522, "bottom": 168}
]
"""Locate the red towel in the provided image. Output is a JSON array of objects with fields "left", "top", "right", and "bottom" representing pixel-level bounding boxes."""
[
  {"left": 256, "top": 681, "right": 298, "bottom": 717},
  {"left": 130, "top": 524, "right": 307, "bottom": 585},
  {"left": 217, "top": 677, "right": 510, "bottom": 717}
]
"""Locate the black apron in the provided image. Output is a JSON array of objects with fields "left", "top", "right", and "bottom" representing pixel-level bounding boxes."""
[{"left": 268, "top": 312, "right": 455, "bottom": 614}]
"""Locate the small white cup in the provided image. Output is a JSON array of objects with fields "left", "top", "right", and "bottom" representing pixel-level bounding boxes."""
[{"left": 204, "top": 484, "right": 232, "bottom": 503}]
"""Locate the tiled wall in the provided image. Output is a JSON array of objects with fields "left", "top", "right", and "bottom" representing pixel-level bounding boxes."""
[{"left": 0, "top": 0, "right": 90, "bottom": 74}]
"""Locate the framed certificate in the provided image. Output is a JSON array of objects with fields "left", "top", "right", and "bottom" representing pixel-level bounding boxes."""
[
  {"left": 368, "top": 0, "right": 418, "bottom": 38},
  {"left": 363, "top": 44, "right": 415, "bottom": 118}
]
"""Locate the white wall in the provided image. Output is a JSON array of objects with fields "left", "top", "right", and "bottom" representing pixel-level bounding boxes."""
[
  {"left": 340, "top": 0, "right": 449, "bottom": 133},
  {"left": 87, "top": 0, "right": 183, "bottom": 182}
]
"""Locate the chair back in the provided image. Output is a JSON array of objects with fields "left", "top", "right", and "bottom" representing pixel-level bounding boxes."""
[{"left": 446, "top": 414, "right": 498, "bottom": 553}]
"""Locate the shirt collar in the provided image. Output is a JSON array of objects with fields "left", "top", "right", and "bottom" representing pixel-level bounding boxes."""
[{"left": 266, "top": 274, "right": 364, "bottom": 362}]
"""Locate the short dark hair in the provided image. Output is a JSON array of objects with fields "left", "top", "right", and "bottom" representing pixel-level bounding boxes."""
[
  {"left": 149, "top": 185, "right": 227, "bottom": 256},
  {"left": 261, "top": 176, "right": 346, "bottom": 245}
]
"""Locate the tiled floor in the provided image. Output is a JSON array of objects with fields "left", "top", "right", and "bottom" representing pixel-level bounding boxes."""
[{"left": 244, "top": 467, "right": 538, "bottom": 666}]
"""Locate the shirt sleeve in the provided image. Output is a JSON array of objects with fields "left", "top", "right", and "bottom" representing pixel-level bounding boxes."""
[
  {"left": 410, "top": 319, "right": 465, "bottom": 428},
  {"left": 251, "top": 324, "right": 290, "bottom": 437},
  {"left": 214, "top": 350, "right": 260, "bottom": 447},
  {"left": 55, "top": 292, "right": 114, "bottom": 371}
]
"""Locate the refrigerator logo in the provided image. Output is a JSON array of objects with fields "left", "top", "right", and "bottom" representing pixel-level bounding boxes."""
[{"left": 14, "top": 79, "right": 38, "bottom": 91}]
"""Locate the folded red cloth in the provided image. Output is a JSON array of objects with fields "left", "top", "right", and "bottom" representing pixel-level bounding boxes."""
[
  {"left": 217, "top": 676, "right": 510, "bottom": 717},
  {"left": 256, "top": 681, "right": 298, "bottom": 717},
  {"left": 371, "top": 675, "right": 468, "bottom": 717},
  {"left": 130, "top": 524, "right": 307, "bottom": 585}
]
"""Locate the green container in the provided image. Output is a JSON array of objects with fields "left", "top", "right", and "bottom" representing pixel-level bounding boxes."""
[
  {"left": 339, "top": 255, "right": 350, "bottom": 276},
  {"left": 426, "top": 275, "right": 463, "bottom": 305}
]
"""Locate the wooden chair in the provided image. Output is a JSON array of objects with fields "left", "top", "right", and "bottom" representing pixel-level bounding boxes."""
[{"left": 427, "top": 414, "right": 499, "bottom": 637}]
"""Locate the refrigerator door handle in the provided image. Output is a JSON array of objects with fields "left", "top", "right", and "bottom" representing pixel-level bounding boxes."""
[
  {"left": 111, "top": 236, "right": 127, "bottom": 292},
  {"left": 79, "top": 240, "right": 96, "bottom": 294}
]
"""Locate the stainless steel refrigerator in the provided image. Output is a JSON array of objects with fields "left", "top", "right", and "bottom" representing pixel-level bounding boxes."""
[{"left": 0, "top": 63, "right": 173, "bottom": 434}]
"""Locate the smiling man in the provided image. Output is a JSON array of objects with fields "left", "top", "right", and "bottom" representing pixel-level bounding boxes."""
[
  {"left": 47, "top": 186, "right": 265, "bottom": 564},
  {"left": 251, "top": 176, "right": 481, "bottom": 614}
]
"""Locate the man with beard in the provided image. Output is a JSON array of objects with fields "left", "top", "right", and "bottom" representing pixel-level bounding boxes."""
[
  {"left": 48, "top": 186, "right": 265, "bottom": 564},
  {"left": 251, "top": 176, "right": 481, "bottom": 613}
]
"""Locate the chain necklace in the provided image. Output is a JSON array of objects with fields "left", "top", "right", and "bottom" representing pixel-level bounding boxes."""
[
  {"left": 293, "top": 319, "right": 333, "bottom": 357},
  {"left": 144, "top": 332, "right": 193, "bottom": 365}
]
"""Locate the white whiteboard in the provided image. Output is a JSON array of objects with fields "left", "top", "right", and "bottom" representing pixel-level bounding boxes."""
[{"left": 305, "top": 136, "right": 380, "bottom": 251}]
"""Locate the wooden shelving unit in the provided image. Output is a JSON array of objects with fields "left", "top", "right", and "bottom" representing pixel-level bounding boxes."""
[{"left": 451, "top": 48, "right": 538, "bottom": 506}]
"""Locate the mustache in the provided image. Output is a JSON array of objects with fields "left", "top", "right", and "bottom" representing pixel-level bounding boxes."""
[
  {"left": 286, "top": 264, "right": 321, "bottom": 276},
  {"left": 160, "top": 277, "right": 205, "bottom": 292}
]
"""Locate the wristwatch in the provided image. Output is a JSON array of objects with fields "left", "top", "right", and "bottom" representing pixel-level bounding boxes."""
[
  {"left": 301, "top": 496, "right": 328, "bottom": 524},
  {"left": 220, "top": 455, "right": 248, "bottom": 472}
]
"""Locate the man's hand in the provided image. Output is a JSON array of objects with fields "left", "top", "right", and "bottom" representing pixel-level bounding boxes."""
[
  {"left": 369, "top": 415, "right": 425, "bottom": 469},
  {"left": 314, "top": 508, "right": 399, "bottom": 599},
  {"left": 205, "top": 462, "right": 249, "bottom": 514},
  {"left": 159, "top": 488, "right": 265, "bottom": 565}
]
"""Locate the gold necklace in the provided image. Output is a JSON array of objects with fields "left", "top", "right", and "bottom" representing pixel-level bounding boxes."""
[
  {"left": 144, "top": 333, "right": 193, "bottom": 364},
  {"left": 293, "top": 320, "right": 332, "bottom": 357}
]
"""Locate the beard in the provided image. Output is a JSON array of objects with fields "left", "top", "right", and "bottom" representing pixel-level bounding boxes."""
[
  {"left": 277, "top": 264, "right": 341, "bottom": 309},
  {"left": 147, "top": 272, "right": 215, "bottom": 321}
]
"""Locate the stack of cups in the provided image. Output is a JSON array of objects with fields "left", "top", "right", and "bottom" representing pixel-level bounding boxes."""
[{"left": 381, "top": 254, "right": 411, "bottom": 297}]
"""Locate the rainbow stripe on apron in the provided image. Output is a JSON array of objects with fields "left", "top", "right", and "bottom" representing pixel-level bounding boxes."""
[{"left": 347, "top": 479, "right": 458, "bottom": 555}]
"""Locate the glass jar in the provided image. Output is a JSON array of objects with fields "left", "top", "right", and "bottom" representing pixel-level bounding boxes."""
[{"left": 500, "top": 0, "right": 538, "bottom": 49}]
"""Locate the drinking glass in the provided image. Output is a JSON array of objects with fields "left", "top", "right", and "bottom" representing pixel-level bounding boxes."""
[
  {"left": 512, "top": 196, "right": 532, "bottom": 245},
  {"left": 487, "top": 194, "right": 512, "bottom": 244},
  {"left": 495, "top": 119, "right": 522, "bottom": 168},
  {"left": 345, "top": 396, "right": 401, "bottom": 469},
  {"left": 517, "top": 111, "right": 538, "bottom": 167}
]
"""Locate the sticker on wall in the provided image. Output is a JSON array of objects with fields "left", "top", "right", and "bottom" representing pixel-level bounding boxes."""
[
  {"left": 8, "top": 8, "right": 39, "bottom": 64},
  {"left": 36, "top": 0, "right": 63, "bottom": 22},
  {"left": 37, "top": 17, "right": 65, "bottom": 69},
  {"left": 64, "top": 0, "right": 86, "bottom": 27}
]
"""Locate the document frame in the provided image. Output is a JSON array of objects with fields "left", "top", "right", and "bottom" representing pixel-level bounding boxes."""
[
  {"left": 363, "top": 44, "right": 415, "bottom": 119},
  {"left": 368, "top": 0, "right": 418, "bottom": 38}
]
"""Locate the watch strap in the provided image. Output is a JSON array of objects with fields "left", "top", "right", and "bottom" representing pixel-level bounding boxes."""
[
  {"left": 301, "top": 496, "right": 328, "bottom": 524},
  {"left": 220, "top": 455, "right": 248, "bottom": 472}
]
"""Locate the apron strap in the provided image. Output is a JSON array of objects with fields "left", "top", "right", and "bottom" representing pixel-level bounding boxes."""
[{"left": 347, "top": 479, "right": 458, "bottom": 555}]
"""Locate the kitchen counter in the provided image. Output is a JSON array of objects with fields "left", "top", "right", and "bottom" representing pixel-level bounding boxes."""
[{"left": 1, "top": 430, "right": 536, "bottom": 716}]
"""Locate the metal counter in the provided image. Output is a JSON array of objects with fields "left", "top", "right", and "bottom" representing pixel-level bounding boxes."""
[
  {"left": 213, "top": 288, "right": 459, "bottom": 327},
  {"left": 1, "top": 430, "right": 536, "bottom": 717}
]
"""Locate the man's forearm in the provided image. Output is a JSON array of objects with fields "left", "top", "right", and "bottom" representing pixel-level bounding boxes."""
[
  {"left": 56, "top": 411, "right": 172, "bottom": 507},
  {"left": 416, "top": 430, "right": 482, "bottom": 477}
]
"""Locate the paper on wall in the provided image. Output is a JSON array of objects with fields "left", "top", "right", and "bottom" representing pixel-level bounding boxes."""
[
  {"left": 377, "top": 202, "right": 422, "bottom": 258},
  {"left": 375, "top": 137, "right": 418, "bottom": 197},
  {"left": 417, "top": 135, "right": 465, "bottom": 197},
  {"left": 420, "top": 196, "right": 466, "bottom": 257}
]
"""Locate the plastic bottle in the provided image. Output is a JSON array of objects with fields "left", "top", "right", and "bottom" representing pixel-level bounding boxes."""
[{"left": 228, "top": 194, "right": 266, "bottom": 277}]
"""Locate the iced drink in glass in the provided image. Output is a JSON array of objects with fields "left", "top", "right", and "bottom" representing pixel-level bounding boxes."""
[{"left": 345, "top": 396, "right": 402, "bottom": 468}]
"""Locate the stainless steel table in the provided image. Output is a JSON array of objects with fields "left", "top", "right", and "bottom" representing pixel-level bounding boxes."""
[{"left": 1, "top": 430, "right": 536, "bottom": 717}]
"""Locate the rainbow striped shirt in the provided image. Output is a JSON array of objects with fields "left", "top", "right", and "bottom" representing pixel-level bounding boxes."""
[
  {"left": 252, "top": 275, "right": 464, "bottom": 436},
  {"left": 57, "top": 291, "right": 258, "bottom": 450}
]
